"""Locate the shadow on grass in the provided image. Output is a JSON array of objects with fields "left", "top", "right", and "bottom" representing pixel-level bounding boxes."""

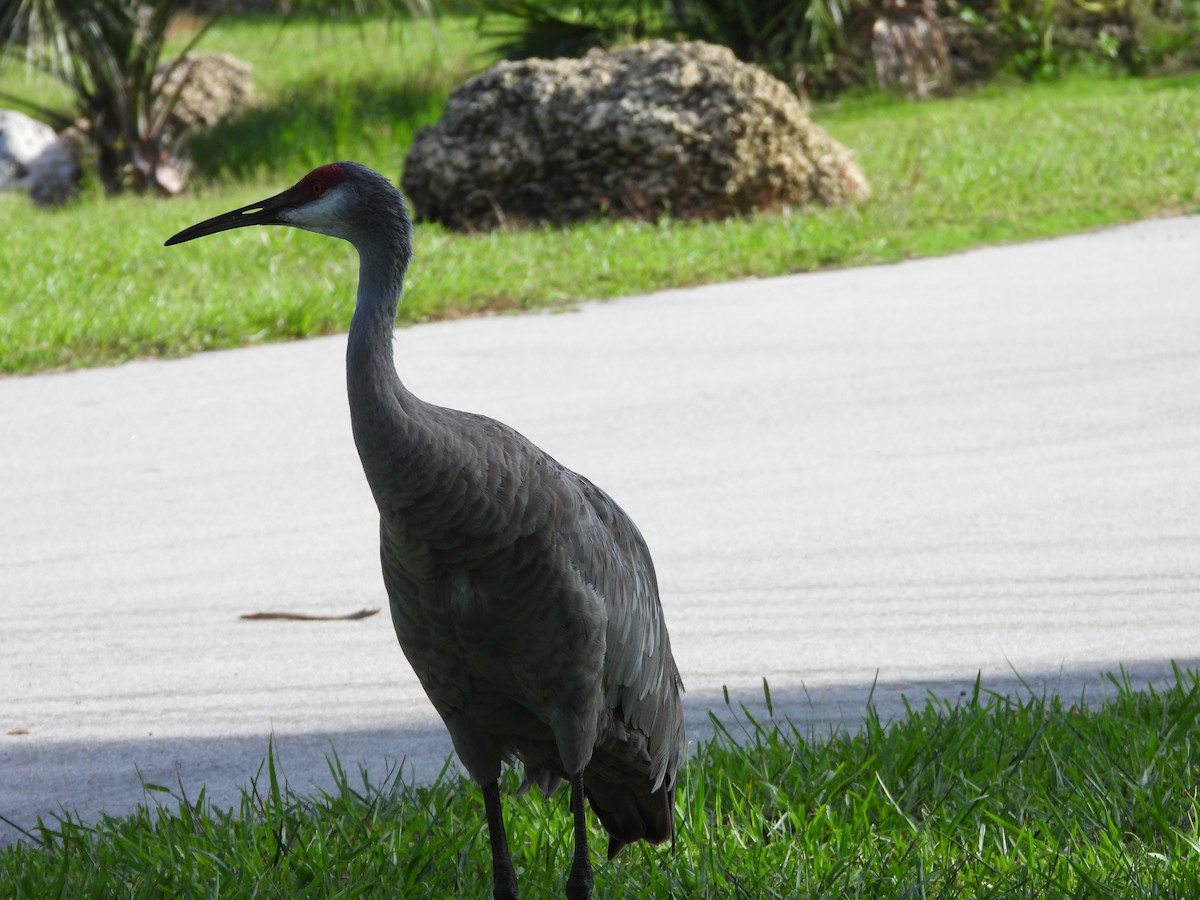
[
  {"left": 5, "top": 655, "right": 1198, "bottom": 848},
  {"left": 186, "top": 73, "right": 451, "bottom": 182}
]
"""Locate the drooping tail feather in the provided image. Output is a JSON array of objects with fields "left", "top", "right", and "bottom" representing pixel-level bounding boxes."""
[{"left": 584, "top": 775, "right": 677, "bottom": 859}]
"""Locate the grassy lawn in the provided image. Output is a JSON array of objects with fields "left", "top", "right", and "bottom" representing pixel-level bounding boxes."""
[
  {"left": 1, "top": 17, "right": 1198, "bottom": 374},
  {"left": 3, "top": 670, "right": 1199, "bottom": 896}
]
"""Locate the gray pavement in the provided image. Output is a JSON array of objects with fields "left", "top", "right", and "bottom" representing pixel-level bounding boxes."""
[{"left": 3, "top": 217, "right": 1199, "bottom": 845}]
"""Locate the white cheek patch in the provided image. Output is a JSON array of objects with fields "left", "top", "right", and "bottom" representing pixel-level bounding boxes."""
[{"left": 280, "top": 189, "right": 352, "bottom": 232}]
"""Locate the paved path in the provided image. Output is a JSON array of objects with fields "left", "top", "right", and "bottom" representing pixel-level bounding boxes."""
[{"left": 3, "top": 217, "right": 1198, "bottom": 844}]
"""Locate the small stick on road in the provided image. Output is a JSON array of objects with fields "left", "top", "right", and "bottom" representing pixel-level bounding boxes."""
[{"left": 239, "top": 608, "right": 380, "bottom": 622}]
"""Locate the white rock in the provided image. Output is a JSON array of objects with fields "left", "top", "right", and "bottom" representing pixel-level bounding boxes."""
[{"left": 0, "top": 110, "right": 58, "bottom": 189}]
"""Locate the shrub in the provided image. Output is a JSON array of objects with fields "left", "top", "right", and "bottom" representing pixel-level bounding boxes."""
[
  {"left": 672, "top": 0, "right": 868, "bottom": 93},
  {"left": 480, "top": 0, "right": 665, "bottom": 59},
  {"left": 0, "top": 0, "right": 215, "bottom": 194},
  {"left": 0, "top": 0, "right": 440, "bottom": 197}
]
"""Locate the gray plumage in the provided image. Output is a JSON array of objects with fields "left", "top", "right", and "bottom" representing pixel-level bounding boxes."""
[{"left": 166, "top": 161, "right": 685, "bottom": 898}]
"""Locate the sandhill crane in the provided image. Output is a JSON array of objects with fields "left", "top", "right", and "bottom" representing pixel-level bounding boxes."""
[{"left": 166, "top": 161, "right": 685, "bottom": 899}]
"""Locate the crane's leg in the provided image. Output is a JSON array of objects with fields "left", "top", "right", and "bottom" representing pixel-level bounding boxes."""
[
  {"left": 564, "top": 773, "right": 594, "bottom": 900},
  {"left": 483, "top": 780, "right": 519, "bottom": 900}
]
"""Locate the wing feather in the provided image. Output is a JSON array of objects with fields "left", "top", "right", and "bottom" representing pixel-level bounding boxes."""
[{"left": 561, "top": 471, "right": 684, "bottom": 792}]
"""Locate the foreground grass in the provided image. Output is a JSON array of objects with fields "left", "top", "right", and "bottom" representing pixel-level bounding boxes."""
[
  {"left": 4, "top": 668, "right": 1200, "bottom": 897},
  {"left": 1, "top": 17, "right": 1198, "bottom": 373}
]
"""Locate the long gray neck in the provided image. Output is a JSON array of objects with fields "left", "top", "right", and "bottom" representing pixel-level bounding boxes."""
[
  {"left": 345, "top": 236, "right": 428, "bottom": 518},
  {"left": 346, "top": 240, "right": 407, "bottom": 389}
]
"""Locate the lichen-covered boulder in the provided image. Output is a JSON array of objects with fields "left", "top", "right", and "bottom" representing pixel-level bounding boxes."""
[
  {"left": 402, "top": 40, "right": 869, "bottom": 229},
  {"left": 872, "top": 0, "right": 950, "bottom": 99},
  {"left": 155, "top": 52, "right": 256, "bottom": 140}
]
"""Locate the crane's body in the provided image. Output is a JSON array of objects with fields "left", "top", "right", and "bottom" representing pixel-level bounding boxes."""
[
  {"left": 354, "top": 362, "right": 682, "bottom": 839},
  {"left": 166, "top": 161, "right": 684, "bottom": 899}
]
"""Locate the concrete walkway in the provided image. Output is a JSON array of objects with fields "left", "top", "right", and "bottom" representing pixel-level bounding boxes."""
[{"left": 3, "top": 216, "right": 1198, "bottom": 844}]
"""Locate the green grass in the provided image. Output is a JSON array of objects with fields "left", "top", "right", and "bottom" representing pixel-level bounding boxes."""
[
  {"left": 4, "top": 668, "right": 1200, "bottom": 897},
  {"left": 1, "top": 18, "right": 1198, "bottom": 374},
  {"left": 180, "top": 15, "right": 486, "bottom": 182}
]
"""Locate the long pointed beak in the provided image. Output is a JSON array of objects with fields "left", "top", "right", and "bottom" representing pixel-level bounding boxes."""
[{"left": 164, "top": 187, "right": 295, "bottom": 246}]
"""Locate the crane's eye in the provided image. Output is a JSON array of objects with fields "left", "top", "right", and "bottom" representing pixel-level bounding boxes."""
[{"left": 312, "top": 182, "right": 325, "bottom": 196}]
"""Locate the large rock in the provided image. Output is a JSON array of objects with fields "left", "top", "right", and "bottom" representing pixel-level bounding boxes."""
[
  {"left": 144, "top": 52, "right": 254, "bottom": 195},
  {"left": 0, "top": 110, "right": 81, "bottom": 206},
  {"left": 24, "top": 126, "right": 85, "bottom": 207},
  {"left": 155, "top": 52, "right": 255, "bottom": 140},
  {"left": 0, "top": 109, "right": 58, "bottom": 189},
  {"left": 872, "top": 0, "right": 950, "bottom": 99},
  {"left": 402, "top": 40, "right": 869, "bottom": 229}
]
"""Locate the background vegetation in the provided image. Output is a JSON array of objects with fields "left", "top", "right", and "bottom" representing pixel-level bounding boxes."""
[
  {"left": 479, "top": 0, "right": 1200, "bottom": 91},
  {"left": 0, "top": 12, "right": 1197, "bottom": 374}
]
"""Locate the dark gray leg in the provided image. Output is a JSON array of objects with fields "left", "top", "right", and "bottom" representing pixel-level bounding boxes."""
[
  {"left": 484, "top": 780, "right": 519, "bottom": 900},
  {"left": 564, "top": 773, "right": 594, "bottom": 900}
]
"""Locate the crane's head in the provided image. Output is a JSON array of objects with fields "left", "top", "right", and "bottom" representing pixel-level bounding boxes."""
[{"left": 164, "top": 162, "right": 411, "bottom": 250}]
